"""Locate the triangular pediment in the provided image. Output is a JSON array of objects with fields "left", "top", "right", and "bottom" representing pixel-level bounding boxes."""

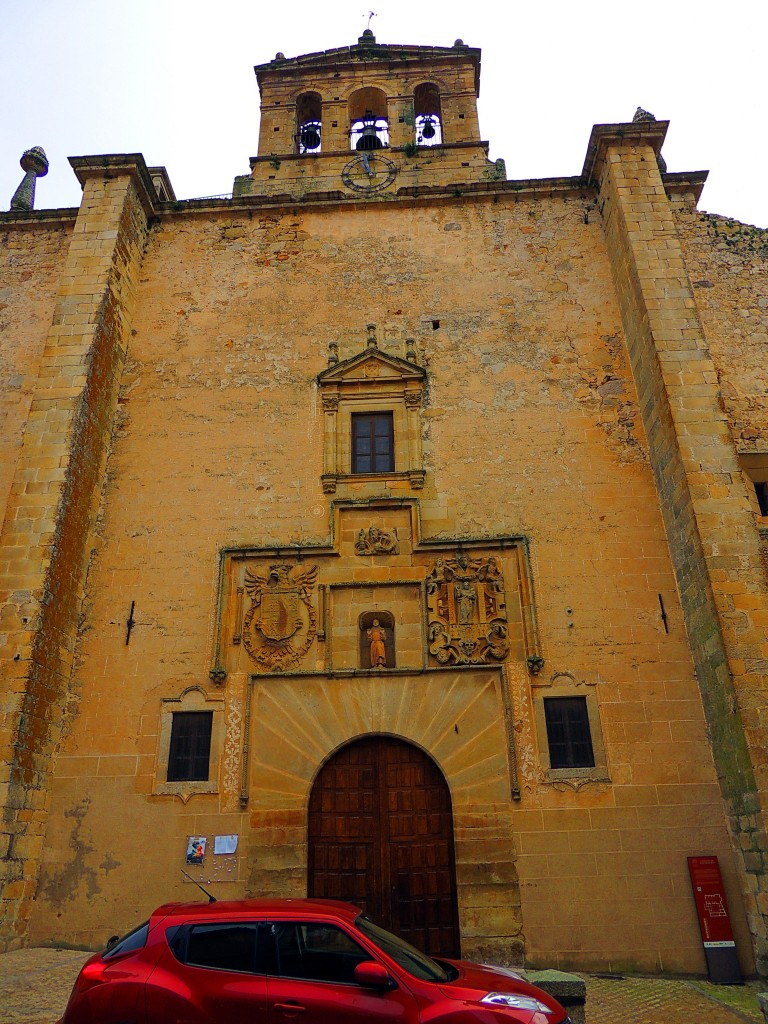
[{"left": 317, "top": 348, "right": 426, "bottom": 386}]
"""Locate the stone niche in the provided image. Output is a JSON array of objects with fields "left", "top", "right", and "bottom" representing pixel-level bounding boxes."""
[{"left": 332, "top": 586, "right": 422, "bottom": 671}]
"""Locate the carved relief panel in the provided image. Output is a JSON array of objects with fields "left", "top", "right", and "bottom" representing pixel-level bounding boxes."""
[
  {"left": 209, "top": 501, "right": 540, "bottom": 681},
  {"left": 426, "top": 555, "right": 510, "bottom": 665},
  {"left": 242, "top": 563, "right": 318, "bottom": 671}
]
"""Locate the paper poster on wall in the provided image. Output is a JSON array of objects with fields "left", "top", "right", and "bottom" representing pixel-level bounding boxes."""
[
  {"left": 214, "top": 834, "right": 238, "bottom": 855},
  {"left": 185, "top": 836, "right": 207, "bottom": 864}
]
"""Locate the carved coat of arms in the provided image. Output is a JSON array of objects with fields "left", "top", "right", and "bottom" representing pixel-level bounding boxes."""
[
  {"left": 426, "top": 555, "right": 509, "bottom": 665},
  {"left": 243, "top": 563, "right": 318, "bottom": 671},
  {"left": 354, "top": 525, "right": 399, "bottom": 555}
]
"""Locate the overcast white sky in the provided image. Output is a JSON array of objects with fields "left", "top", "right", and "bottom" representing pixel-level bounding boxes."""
[{"left": 2, "top": 0, "right": 766, "bottom": 227}]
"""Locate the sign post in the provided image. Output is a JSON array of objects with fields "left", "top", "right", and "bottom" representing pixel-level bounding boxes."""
[{"left": 687, "top": 856, "right": 742, "bottom": 984}]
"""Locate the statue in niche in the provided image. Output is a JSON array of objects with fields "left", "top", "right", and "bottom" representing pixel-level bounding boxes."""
[
  {"left": 455, "top": 580, "right": 477, "bottom": 624},
  {"left": 367, "top": 619, "right": 387, "bottom": 668}
]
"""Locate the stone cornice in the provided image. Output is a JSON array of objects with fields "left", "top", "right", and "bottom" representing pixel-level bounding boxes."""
[
  {"left": 582, "top": 120, "right": 669, "bottom": 184},
  {"left": 0, "top": 170, "right": 712, "bottom": 225},
  {"left": 68, "top": 153, "right": 159, "bottom": 218},
  {"left": 0, "top": 207, "right": 78, "bottom": 226}
]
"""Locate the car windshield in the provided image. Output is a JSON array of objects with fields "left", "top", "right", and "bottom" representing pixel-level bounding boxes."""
[{"left": 356, "top": 916, "right": 452, "bottom": 982}]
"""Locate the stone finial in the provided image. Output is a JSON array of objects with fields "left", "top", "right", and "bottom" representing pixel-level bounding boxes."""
[
  {"left": 631, "top": 107, "right": 667, "bottom": 172},
  {"left": 358, "top": 28, "right": 375, "bottom": 46},
  {"left": 10, "top": 147, "right": 48, "bottom": 212},
  {"left": 406, "top": 338, "right": 418, "bottom": 363},
  {"left": 366, "top": 323, "right": 378, "bottom": 349},
  {"left": 453, "top": 38, "right": 467, "bottom": 47},
  {"left": 328, "top": 341, "right": 339, "bottom": 365}
]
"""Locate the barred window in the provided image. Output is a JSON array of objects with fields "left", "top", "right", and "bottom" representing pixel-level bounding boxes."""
[
  {"left": 543, "top": 696, "right": 595, "bottom": 770},
  {"left": 167, "top": 711, "right": 213, "bottom": 782}
]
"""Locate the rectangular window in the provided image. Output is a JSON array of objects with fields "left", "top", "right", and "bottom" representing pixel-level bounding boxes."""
[
  {"left": 544, "top": 696, "right": 595, "bottom": 770},
  {"left": 167, "top": 711, "right": 213, "bottom": 782},
  {"left": 756, "top": 481, "right": 768, "bottom": 517},
  {"left": 352, "top": 413, "right": 394, "bottom": 474}
]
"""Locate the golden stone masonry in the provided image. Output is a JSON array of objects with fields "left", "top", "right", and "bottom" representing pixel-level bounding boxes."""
[{"left": 2, "top": 29, "right": 768, "bottom": 979}]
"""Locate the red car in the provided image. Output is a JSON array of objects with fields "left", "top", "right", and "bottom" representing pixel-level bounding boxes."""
[{"left": 58, "top": 898, "right": 570, "bottom": 1023}]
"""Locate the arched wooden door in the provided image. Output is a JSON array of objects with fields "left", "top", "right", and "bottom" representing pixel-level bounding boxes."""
[{"left": 308, "top": 736, "right": 460, "bottom": 957}]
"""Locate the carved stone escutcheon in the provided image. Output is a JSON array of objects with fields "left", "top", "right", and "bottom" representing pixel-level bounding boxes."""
[
  {"left": 426, "top": 555, "right": 510, "bottom": 665},
  {"left": 242, "top": 563, "right": 318, "bottom": 671},
  {"left": 354, "top": 525, "right": 399, "bottom": 555}
]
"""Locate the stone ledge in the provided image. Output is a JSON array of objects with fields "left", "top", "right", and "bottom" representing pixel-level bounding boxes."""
[{"left": 525, "top": 970, "right": 586, "bottom": 1024}]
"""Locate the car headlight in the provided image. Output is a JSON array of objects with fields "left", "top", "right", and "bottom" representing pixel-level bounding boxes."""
[{"left": 480, "top": 992, "right": 556, "bottom": 1013}]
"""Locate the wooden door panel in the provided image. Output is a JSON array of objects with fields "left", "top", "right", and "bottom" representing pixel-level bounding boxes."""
[{"left": 308, "top": 736, "right": 460, "bottom": 956}]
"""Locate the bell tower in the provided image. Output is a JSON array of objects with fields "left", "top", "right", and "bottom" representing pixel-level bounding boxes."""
[{"left": 235, "top": 31, "right": 503, "bottom": 199}]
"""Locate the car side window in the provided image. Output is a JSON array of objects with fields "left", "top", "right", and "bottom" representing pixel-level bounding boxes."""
[
  {"left": 103, "top": 920, "right": 149, "bottom": 959},
  {"left": 177, "top": 922, "right": 263, "bottom": 974},
  {"left": 272, "top": 922, "right": 369, "bottom": 984}
]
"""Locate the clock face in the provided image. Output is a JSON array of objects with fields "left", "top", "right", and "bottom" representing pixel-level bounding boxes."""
[{"left": 341, "top": 153, "right": 397, "bottom": 193}]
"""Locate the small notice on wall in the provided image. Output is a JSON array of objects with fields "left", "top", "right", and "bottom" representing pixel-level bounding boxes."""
[
  {"left": 214, "top": 834, "right": 238, "bottom": 855},
  {"left": 185, "top": 836, "right": 207, "bottom": 865}
]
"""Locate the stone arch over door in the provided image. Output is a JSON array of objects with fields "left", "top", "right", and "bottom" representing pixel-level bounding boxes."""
[{"left": 308, "top": 734, "right": 461, "bottom": 957}]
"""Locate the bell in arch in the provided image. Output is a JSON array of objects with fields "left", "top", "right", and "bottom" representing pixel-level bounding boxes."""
[
  {"left": 299, "top": 121, "right": 321, "bottom": 151},
  {"left": 420, "top": 116, "right": 436, "bottom": 140},
  {"left": 356, "top": 112, "right": 384, "bottom": 151}
]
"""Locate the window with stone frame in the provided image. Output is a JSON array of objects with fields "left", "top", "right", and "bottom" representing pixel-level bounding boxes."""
[
  {"left": 531, "top": 673, "right": 608, "bottom": 785},
  {"left": 316, "top": 328, "right": 426, "bottom": 494},
  {"left": 154, "top": 686, "right": 224, "bottom": 798}
]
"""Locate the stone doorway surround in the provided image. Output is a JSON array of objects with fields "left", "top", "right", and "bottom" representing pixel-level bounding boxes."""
[{"left": 242, "top": 668, "right": 524, "bottom": 965}]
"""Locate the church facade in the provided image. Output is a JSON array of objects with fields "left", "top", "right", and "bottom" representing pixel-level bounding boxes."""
[{"left": 2, "top": 31, "right": 768, "bottom": 977}]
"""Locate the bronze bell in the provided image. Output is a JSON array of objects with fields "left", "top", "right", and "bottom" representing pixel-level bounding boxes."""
[
  {"left": 421, "top": 117, "right": 436, "bottom": 140},
  {"left": 300, "top": 122, "right": 321, "bottom": 150},
  {"left": 356, "top": 113, "right": 383, "bottom": 151}
]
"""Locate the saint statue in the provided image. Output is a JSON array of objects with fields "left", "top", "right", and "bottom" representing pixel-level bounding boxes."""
[
  {"left": 455, "top": 581, "right": 477, "bottom": 624},
  {"left": 367, "top": 619, "right": 387, "bottom": 667}
]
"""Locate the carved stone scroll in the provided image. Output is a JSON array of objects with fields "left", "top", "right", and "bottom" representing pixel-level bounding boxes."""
[
  {"left": 426, "top": 555, "right": 510, "bottom": 665},
  {"left": 242, "top": 563, "right": 318, "bottom": 671}
]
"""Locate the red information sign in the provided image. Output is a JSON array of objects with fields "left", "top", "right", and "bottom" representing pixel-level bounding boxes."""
[{"left": 687, "top": 856, "right": 741, "bottom": 983}]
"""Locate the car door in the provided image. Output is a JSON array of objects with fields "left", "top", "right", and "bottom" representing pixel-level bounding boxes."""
[
  {"left": 145, "top": 920, "right": 269, "bottom": 1024},
  {"left": 265, "top": 921, "right": 418, "bottom": 1024}
]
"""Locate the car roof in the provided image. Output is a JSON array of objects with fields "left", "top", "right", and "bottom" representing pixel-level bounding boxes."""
[{"left": 151, "top": 898, "right": 363, "bottom": 923}]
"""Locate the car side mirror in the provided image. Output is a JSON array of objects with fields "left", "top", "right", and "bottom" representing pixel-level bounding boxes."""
[{"left": 354, "top": 961, "right": 395, "bottom": 990}]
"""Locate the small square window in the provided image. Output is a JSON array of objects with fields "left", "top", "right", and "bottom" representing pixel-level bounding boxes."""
[
  {"left": 167, "top": 711, "right": 213, "bottom": 782},
  {"left": 351, "top": 412, "right": 394, "bottom": 474},
  {"left": 543, "top": 696, "right": 595, "bottom": 770}
]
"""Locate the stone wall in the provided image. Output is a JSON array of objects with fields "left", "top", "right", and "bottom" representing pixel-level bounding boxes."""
[
  {"left": 0, "top": 167, "right": 151, "bottom": 948},
  {"left": 0, "top": 219, "right": 73, "bottom": 527},
  {"left": 16, "top": 187, "right": 752, "bottom": 972}
]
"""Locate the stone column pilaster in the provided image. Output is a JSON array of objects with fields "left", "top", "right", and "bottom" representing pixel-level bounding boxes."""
[
  {"left": 0, "top": 155, "right": 156, "bottom": 948},
  {"left": 587, "top": 121, "right": 768, "bottom": 975}
]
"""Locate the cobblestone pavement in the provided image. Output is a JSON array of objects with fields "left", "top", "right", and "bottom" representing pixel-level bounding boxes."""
[
  {"left": 0, "top": 947, "right": 765, "bottom": 1023},
  {"left": 581, "top": 974, "right": 764, "bottom": 1023}
]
